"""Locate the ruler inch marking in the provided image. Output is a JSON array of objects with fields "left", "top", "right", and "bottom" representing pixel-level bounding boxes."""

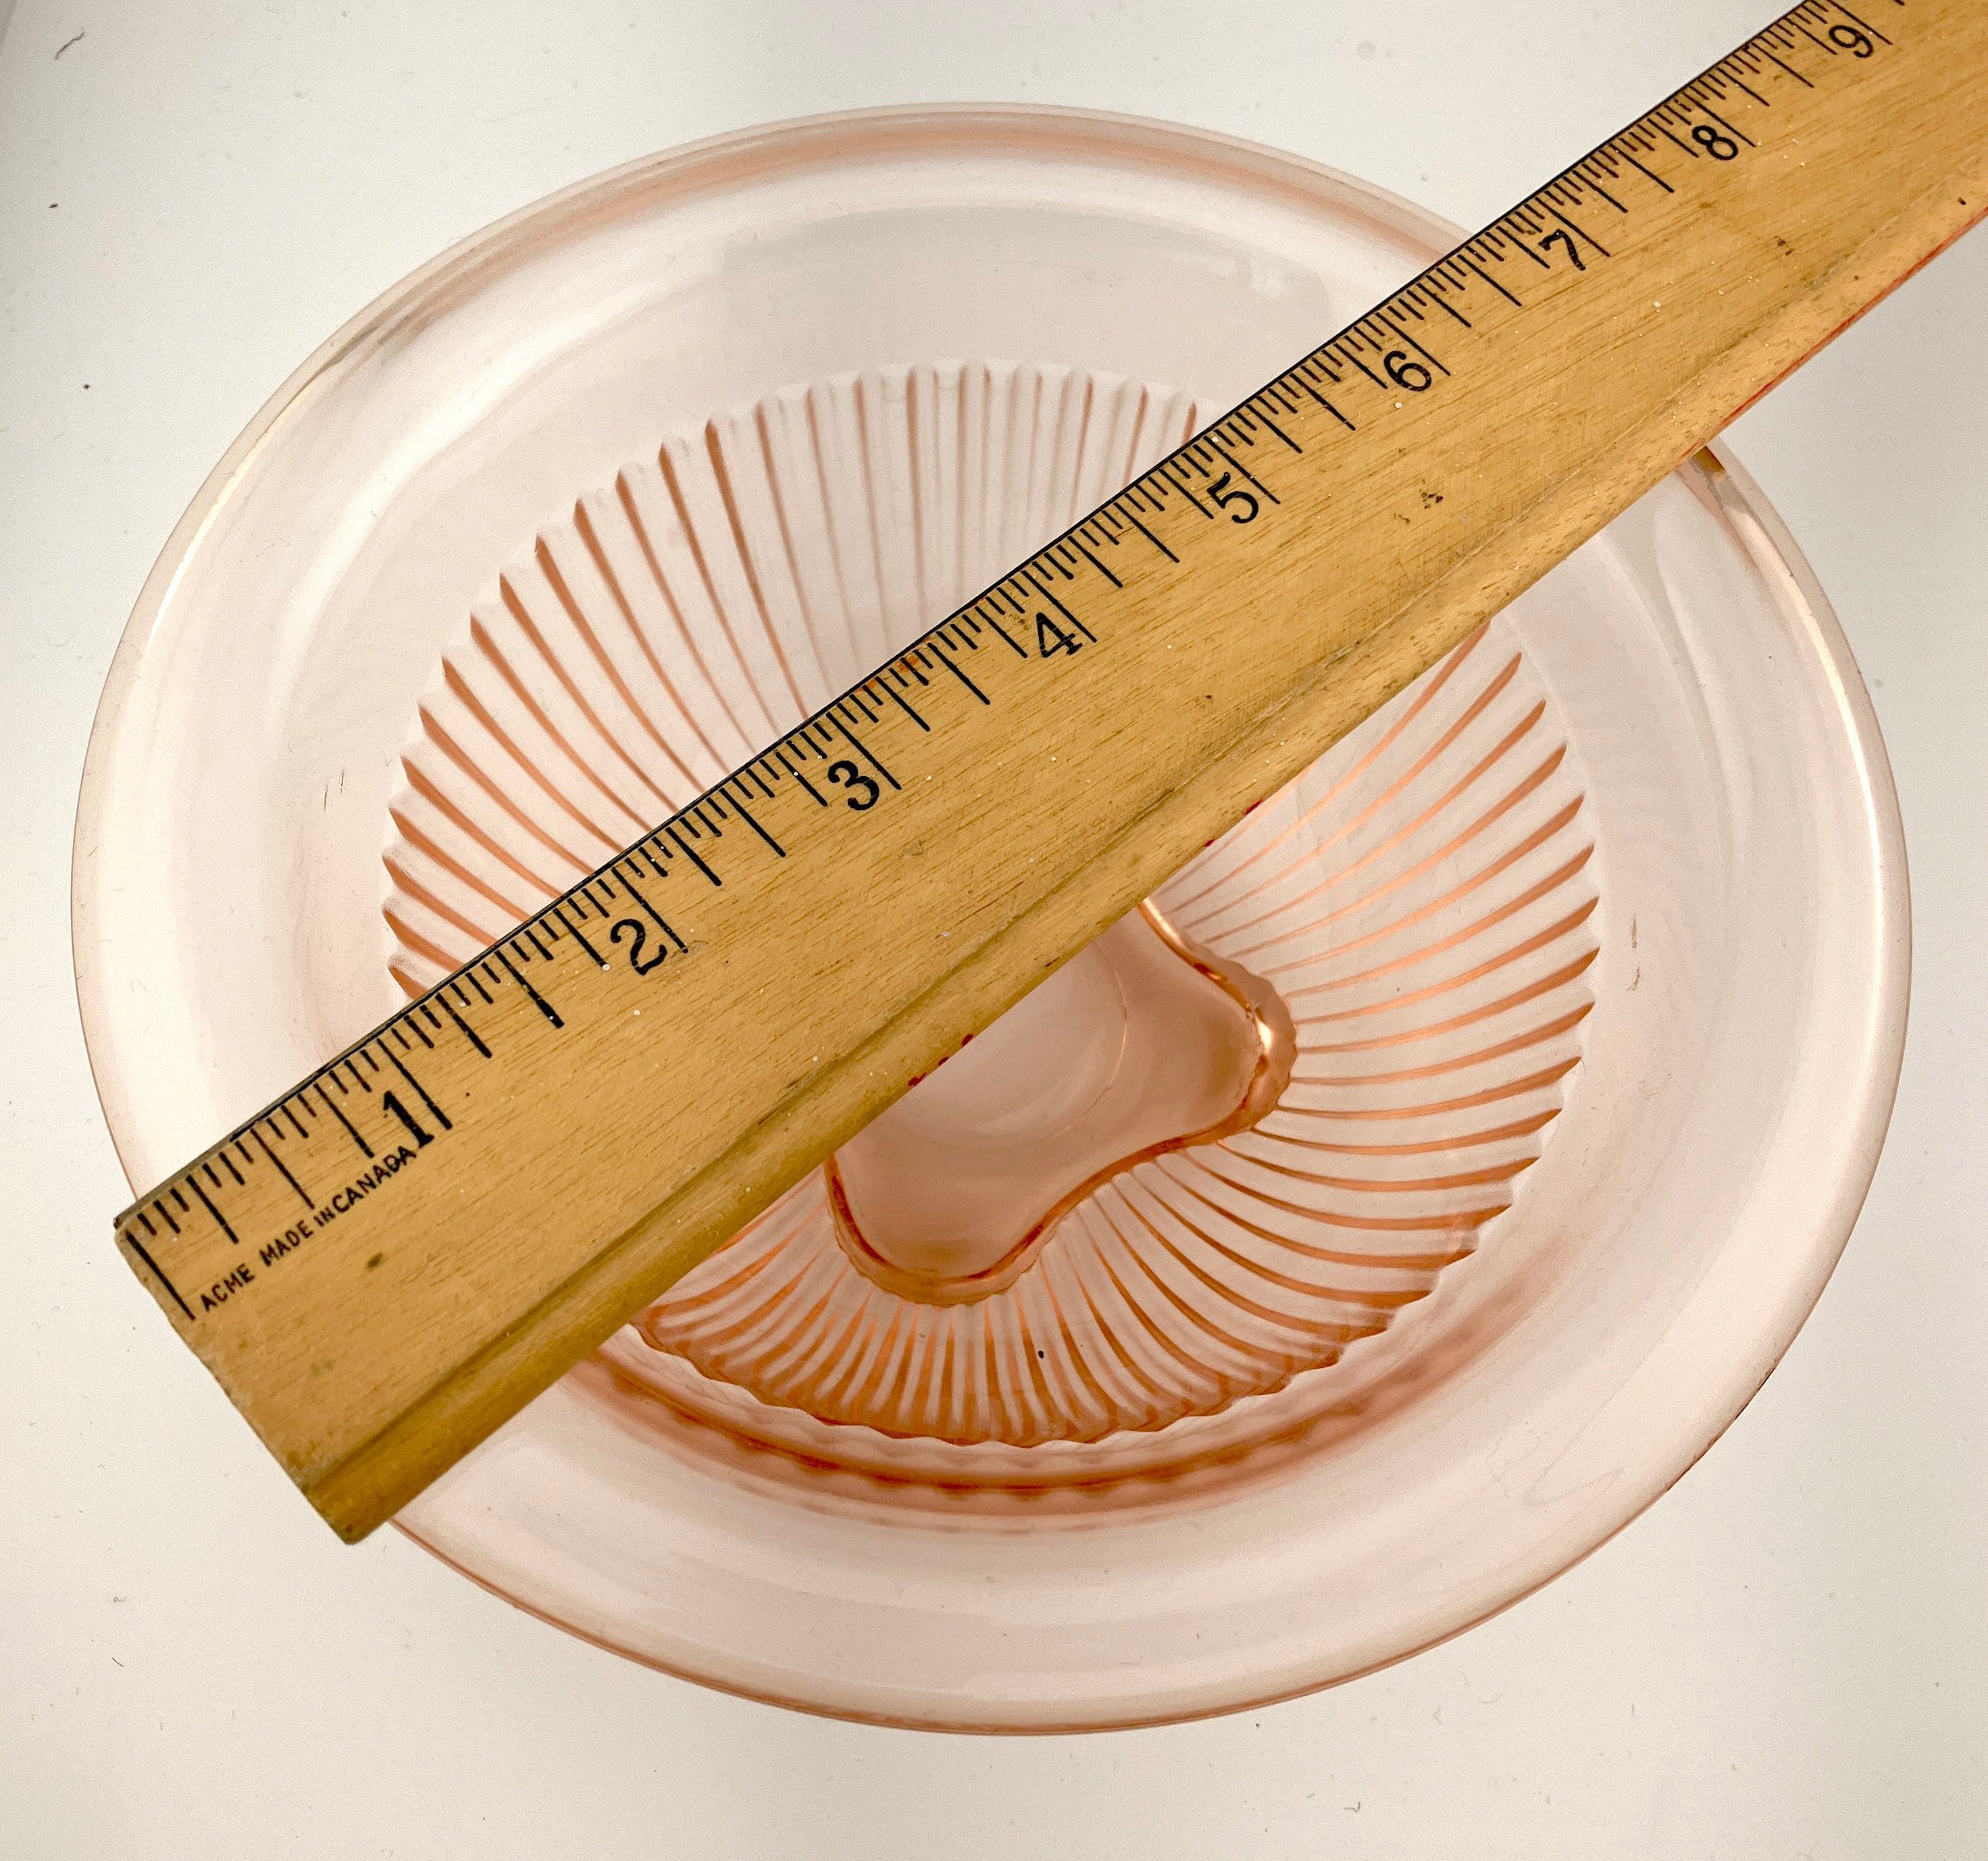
[
  {"left": 666, "top": 824, "right": 721, "bottom": 886},
  {"left": 440, "top": 993, "right": 492, "bottom": 1058},
  {"left": 1027, "top": 569, "right": 1099, "bottom": 643},
  {"left": 553, "top": 904, "right": 606, "bottom": 967},
  {"left": 495, "top": 948, "right": 563, "bottom": 1027},
  {"left": 384, "top": 1049, "right": 451, "bottom": 1134},
  {"left": 189, "top": 1173, "right": 243, "bottom": 1244},
  {"left": 124, "top": 1231, "right": 193, "bottom": 1322},
  {"left": 1831, "top": 2, "right": 1892, "bottom": 48},
  {"left": 251, "top": 1127, "right": 313, "bottom": 1211},
  {"left": 927, "top": 643, "right": 990, "bottom": 705},
  {"left": 1208, "top": 440, "right": 1281, "bottom": 506},
  {"left": 828, "top": 712, "right": 900, "bottom": 787}
]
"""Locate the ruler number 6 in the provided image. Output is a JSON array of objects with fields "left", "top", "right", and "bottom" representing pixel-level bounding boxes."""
[
  {"left": 1383, "top": 351, "right": 1433, "bottom": 393},
  {"left": 1829, "top": 23, "right": 1873, "bottom": 56},
  {"left": 825, "top": 759, "right": 880, "bottom": 810},
  {"left": 1205, "top": 472, "right": 1259, "bottom": 524}
]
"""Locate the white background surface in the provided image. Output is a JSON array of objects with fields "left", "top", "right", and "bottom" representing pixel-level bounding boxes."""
[{"left": 2, "top": 2, "right": 1982, "bottom": 1855}]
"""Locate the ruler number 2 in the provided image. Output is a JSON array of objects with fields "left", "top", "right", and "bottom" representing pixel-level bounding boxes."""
[{"left": 611, "top": 918, "right": 667, "bottom": 974}]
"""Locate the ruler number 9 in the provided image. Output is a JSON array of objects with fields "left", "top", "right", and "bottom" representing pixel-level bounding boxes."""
[
  {"left": 1829, "top": 23, "right": 1873, "bottom": 57},
  {"left": 825, "top": 760, "right": 881, "bottom": 810},
  {"left": 1383, "top": 351, "right": 1433, "bottom": 393}
]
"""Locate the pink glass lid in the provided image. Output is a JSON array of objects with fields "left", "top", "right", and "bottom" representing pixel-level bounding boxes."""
[{"left": 74, "top": 107, "right": 1908, "bottom": 1730}]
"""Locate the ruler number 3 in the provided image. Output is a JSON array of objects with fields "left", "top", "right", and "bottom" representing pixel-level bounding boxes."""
[{"left": 825, "top": 760, "right": 881, "bottom": 810}]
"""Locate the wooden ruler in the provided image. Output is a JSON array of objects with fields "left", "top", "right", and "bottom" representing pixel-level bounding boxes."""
[{"left": 116, "top": 0, "right": 1988, "bottom": 1540}]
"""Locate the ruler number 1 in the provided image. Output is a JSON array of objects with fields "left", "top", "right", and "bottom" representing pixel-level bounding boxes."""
[{"left": 382, "top": 1092, "right": 434, "bottom": 1148}]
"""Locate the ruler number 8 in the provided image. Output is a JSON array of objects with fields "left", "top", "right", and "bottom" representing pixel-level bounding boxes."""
[
  {"left": 825, "top": 759, "right": 880, "bottom": 810},
  {"left": 1691, "top": 123, "right": 1739, "bottom": 161},
  {"left": 1829, "top": 23, "right": 1873, "bottom": 57}
]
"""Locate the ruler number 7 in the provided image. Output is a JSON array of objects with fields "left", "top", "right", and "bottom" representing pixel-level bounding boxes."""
[{"left": 1538, "top": 229, "right": 1586, "bottom": 271}]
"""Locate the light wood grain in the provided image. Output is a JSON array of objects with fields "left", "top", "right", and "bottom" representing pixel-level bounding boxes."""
[{"left": 116, "top": 0, "right": 1988, "bottom": 1539}]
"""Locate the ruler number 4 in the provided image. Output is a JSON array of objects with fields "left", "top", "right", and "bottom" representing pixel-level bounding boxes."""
[{"left": 1036, "top": 613, "right": 1086, "bottom": 657}]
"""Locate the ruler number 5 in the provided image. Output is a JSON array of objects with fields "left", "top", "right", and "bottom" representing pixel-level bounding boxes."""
[
  {"left": 825, "top": 760, "right": 880, "bottom": 810},
  {"left": 1205, "top": 472, "right": 1259, "bottom": 524}
]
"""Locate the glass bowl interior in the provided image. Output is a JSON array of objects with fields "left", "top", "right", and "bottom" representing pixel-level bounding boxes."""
[{"left": 73, "top": 106, "right": 1906, "bottom": 1731}]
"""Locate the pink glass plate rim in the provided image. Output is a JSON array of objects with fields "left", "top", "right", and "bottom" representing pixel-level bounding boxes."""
[{"left": 69, "top": 104, "right": 1910, "bottom": 1731}]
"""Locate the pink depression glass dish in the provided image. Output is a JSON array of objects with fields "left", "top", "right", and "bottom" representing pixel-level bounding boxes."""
[{"left": 73, "top": 107, "right": 1908, "bottom": 1731}]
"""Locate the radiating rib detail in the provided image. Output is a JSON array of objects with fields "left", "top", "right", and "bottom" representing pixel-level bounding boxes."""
[{"left": 382, "top": 366, "right": 1594, "bottom": 1460}]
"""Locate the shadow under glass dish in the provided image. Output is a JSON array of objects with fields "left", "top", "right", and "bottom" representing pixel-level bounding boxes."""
[{"left": 73, "top": 107, "right": 1907, "bottom": 1729}]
